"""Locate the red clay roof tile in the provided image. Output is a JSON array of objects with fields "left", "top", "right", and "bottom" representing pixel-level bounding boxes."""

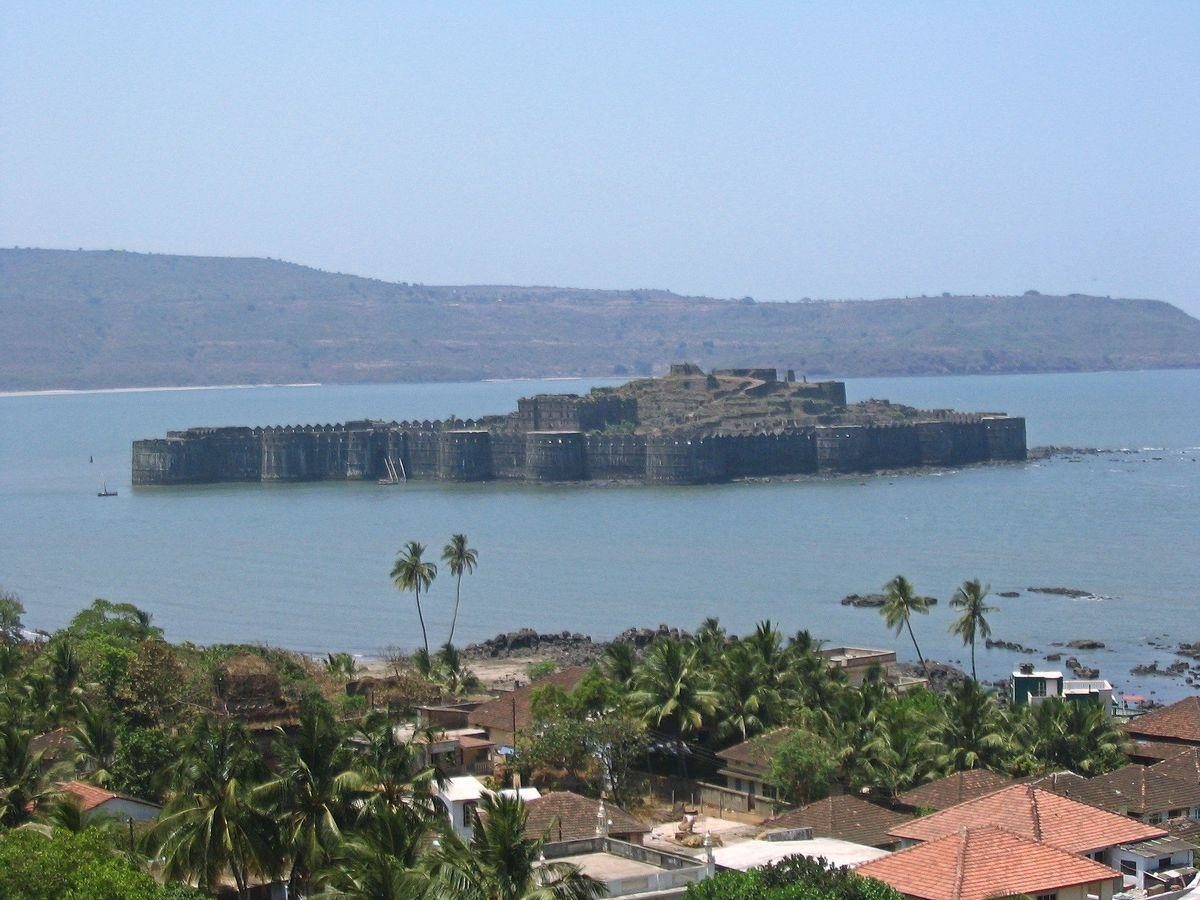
[
  {"left": 859, "top": 825, "right": 1121, "bottom": 900},
  {"left": 887, "top": 784, "right": 1165, "bottom": 854}
]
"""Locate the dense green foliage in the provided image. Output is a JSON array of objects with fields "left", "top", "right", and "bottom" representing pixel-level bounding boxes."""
[
  {"left": 686, "top": 854, "right": 904, "bottom": 900},
  {"left": 0, "top": 828, "right": 177, "bottom": 900},
  {"left": 0, "top": 564, "right": 1134, "bottom": 896},
  {"left": 4, "top": 248, "right": 1199, "bottom": 390}
]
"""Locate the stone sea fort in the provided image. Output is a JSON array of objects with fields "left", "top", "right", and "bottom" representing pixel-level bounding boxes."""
[{"left": 131, "top": 364, "right": 1026, "bottom": 486}]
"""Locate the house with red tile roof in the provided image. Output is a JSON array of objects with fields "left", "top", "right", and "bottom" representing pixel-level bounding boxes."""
[
  {"left": 467, "top": 666, "right": 590, "bottom": 749},
  {"left": 394, "top": 721, "right": 494, "bottom": 777},
  {"left": 858, "top": 826, "right": 1124, "bottom": 900},
  {"left": 1054, "top": 764, "right": 1200, "bottom": 824},
  {"left": 523, "top": 791, "right": 649, "bottom": 845},
  {"left": 1124, "top": 697, "right": 1200, "bottom": 764},
  {"left": 896, "top": 770, "right": 1014, "bottom": 812},
  {"left": 1151, "top": 747, "right": 1200, "bottom": 784},
  {"left": 58, "top": 781, "right": 160, "bottom": 822},
  {"left": 761, "top": 793, "right": 912, "bottom": 849},
  {"left": 714, "top": 727, "right": 793, "bottom": 811},
  {"left": 886, "top": 783, "right": 1182, "bottom": 890}
]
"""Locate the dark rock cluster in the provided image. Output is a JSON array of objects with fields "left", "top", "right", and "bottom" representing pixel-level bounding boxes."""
[
  {"left": 463, "top": 628, "right": 595, "bottom": 662},
  {"left": 841, "top": 593, "right": 938, "bottom": 608},
  {"left": 986, "top": 638, "right": 1037, "bottom": 654}
]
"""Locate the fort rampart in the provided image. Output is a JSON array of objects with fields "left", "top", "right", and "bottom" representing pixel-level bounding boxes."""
[{"left": 133, "top": 407, "right": 1027, "bottom": 487}]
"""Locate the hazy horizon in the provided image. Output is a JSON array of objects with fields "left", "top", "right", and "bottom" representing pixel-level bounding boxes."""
[{"left": 3, "top": 3, "right": 1197, "bottom": 314}]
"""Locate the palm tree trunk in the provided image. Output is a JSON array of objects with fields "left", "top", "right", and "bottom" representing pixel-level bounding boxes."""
[
  {"left": 415, "top": 585, "right": 429, "bottom": 657},
  {"left": 448, "top": 574, "right": 462, "bottom": 647},
  {"left": 970, "top": 639, "right": 977, "bottom": 682},
  {"left": 905, "top": 618, "right": 927, "bottom": 675}
]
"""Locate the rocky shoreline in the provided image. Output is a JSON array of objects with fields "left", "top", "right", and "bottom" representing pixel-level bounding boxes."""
[
  {"left": 365, "top": 614, "right": 1200, "bottom": 698},
  {"left": 461, "top": 624, "right": 693, "bottom": 668}
]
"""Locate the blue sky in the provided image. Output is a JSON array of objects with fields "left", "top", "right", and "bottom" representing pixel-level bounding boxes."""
[{"left": 2, "top": 2, "right": 1198, "bottom": 314}]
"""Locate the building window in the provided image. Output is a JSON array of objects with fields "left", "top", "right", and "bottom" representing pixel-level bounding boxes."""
[
  {"left": 1035, "top": 892, "right": 1057, "bottom": 900},
  {"left": 1030, "top": 681, "right": 1048, "bottom": 697},
  {"left": 1120, "top": 860, "right": 1138, "bottom": 876},
  {"left": 462, "top": 801, "right": 477, "bottom": 829}
]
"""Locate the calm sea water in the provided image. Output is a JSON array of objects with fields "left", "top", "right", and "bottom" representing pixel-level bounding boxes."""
[{"left": 1, "top": 370, "right": 1198, "bottom": 701}]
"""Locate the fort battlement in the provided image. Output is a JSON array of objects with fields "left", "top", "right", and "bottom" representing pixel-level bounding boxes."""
[{"left": 132, "top": 366, "right": 1026, "bottom": 486}]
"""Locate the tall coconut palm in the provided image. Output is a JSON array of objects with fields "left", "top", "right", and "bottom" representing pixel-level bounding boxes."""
[
  {"left": 49, "top": 639, "right": 82, "bottom": 701},
  {"left": 600, "top": 642, "right": 637, "bottom": 689},
  {"left": 691, "top": 617, "right": 727, "bottom": 666},
  {"left": 745, "top": 620, "right": 789, "bottom": 689},
  {"left": 154, "top": 717, "right": 278, "bottom": 897},
  {"left": 0, "top": 721, "right": 54, "bottom": 827},
  {"left": 1015, "top": 698, "right": 1129, "bottom": 776},
  {"left": 441, "top": 535, "right": 478, "bottom": 648},
  {"left": 257, "top": 701, "right": 361, "bottom": 894},
  {"left": 71, "top": 700, "right": 117, "bottom": 785},
  {"left": 939, "top": 679, "right": 1011, "bottom": 771},
  {"left": 391, "top": 542, "right": 438, "bottom": 658},
  {"left": 880, "top": 575, "right": 931, "bottom": 675},
  {"left": 860, "top": 698, "right": 945, "bottom": 798},
  {"left": 436, "top": 642, "right": 480, "bottom": 697},
  {"left": 715, "top": 641, "right": 776, "bottom": 742},
  {"left": 320, "top": 798, "right": 438, "bottom": 899},
  {"left": 350, "top": 713, "right": 443, "bottom": 812},
  {"left": 949, "top": 579, "right": 996, "bottom": 682},
  {"left": 426, "top": 792, "right": 602, "bottom": 900},
  {"left": 628, "top": 639, "right": 718, "bottom": 775}
]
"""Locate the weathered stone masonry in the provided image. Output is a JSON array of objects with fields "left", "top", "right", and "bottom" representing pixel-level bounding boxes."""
[{"left": 132, "top": 372, "right": 1026, "bottom": 486}]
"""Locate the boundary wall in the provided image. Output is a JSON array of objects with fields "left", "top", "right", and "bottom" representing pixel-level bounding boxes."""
[{"left": 133, "top": 414, "right": 1026, "bottom": 486}]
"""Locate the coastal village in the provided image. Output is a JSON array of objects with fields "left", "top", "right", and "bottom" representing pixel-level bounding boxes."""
[{"left": 5, "top": 579, "right": 1200, "bottom": 900}]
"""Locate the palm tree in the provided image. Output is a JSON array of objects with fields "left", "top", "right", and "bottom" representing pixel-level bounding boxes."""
[
  {"left": 349, "top": 713, "right": 443, "bottom": 812},
  {"left": 426, "top": 792, "right": 602, "bottom": 900},
  {"left": 0, "top": 721, "right": 55, "bottom": 826},
  {"left": 600, "top": 642, "right": 637, "bottom": 688},
  {"left": 949, "top": 579, "right": 996, "bottom": 682},
  {"left": 745, "top": 620, "right": 789, "bottom": 688},
  {"left": 436, "top": 642, "right": 480, "bottom": 697},
  {"left": 257, "top": 701, "right": 361, "bottom": 894},
  {"left": 1015, "top": 698, "right": 1130, "bottom": 776},
  {"left": 859, "top": 697, "right": 945, "bottom": 799},
  {"left": 441, "top": 535, "right": 478, "bottom": 648},
  {"left": 49, "top": 639, "right": 82, "bottom": 701},
  {"left": 628, "top": 639, "right": 718, "bottom": 775},
  {"left": 881, "top": 575, "right": 932, "bottom": 675},
  {"left": 939, "top": 680, "right": 1011, "bottom": 771},
  {"left": 320, "top": 799, "right": 438, "bottom": 899},
  {"left": 715, "top": 641, "right": 776, "bottom": 742},
  {"left": 391, "top": 542, "right": 438, "bottom": 658},
  {"left": 154, "top": 717, "right": 278, "bottom": 897},
  {"left": 691, "top": 617, "right": 727, "bottom": 666},
  {"left": 71, "top": 700, "right": 117, "bottom": 785}
]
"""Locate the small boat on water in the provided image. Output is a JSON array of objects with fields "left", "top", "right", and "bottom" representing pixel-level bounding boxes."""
[
  {"left": 378, "top": 456, "right": 405, "bottom": 485},
  {"left": 98, "top": 483, "right": 118, "bottom": 497}
]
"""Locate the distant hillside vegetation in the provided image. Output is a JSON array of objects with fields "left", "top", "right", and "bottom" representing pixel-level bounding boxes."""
[{"left": 2, "top": 248, "right": 1198, "bottom": 390}]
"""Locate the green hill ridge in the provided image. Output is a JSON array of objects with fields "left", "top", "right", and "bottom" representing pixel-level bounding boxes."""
[{"left": 2, "top": 248, "right": 1198, "bottom": 390}]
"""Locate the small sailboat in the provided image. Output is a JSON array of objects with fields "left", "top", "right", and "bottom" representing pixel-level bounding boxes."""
[
  {"left": 98, "top": 482, "right": 118, "bottom": 497},
  {"left": 377, "top": 457, "right": 406, "bottom": 485}
]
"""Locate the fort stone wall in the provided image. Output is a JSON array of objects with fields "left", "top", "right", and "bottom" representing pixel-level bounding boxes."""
[
  {"left": 132, "top": 369, "right": 1026, "bottom": 486},
  {"left": 645, "top": 435, "right": 727, "bottom": 484},
  {"left": 584, "top": 433, "right": 647, "bottom": 480},
  {"left": 524, "top": 432, "right": 586, "bottom": 481},
  {"left": 437, "top": 430, "right": 494, "bottom": 481}
]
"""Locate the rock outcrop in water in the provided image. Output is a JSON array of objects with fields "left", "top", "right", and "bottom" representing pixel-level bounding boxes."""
[{"left": 132, "top": 364, "right": 1027, "bottom": 486}]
